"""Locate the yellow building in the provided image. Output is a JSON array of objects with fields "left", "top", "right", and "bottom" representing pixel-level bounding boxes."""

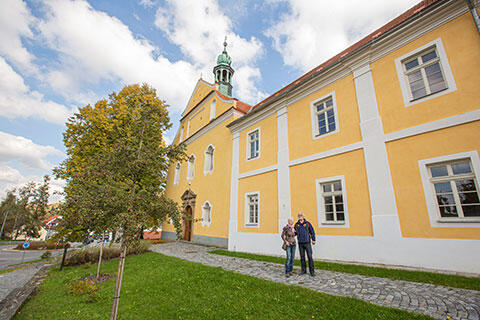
[{"left": 163, "top": 0, "right": 480, "bottom": 274}]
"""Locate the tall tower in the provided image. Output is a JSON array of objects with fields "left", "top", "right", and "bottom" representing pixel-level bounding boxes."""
[{"left": 213, "top": 37, "right": 234, "bottom": 97}]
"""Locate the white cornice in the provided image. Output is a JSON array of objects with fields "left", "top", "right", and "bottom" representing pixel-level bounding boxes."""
[
  {"left": 183, "top": 108, "right": 237, "bottom": 145},
  {"left": 229, "top": 0, "right": 468, "bottom": 133}
]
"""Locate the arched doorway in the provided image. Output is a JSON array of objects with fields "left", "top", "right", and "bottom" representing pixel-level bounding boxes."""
[{"left": 183, "top": 205, "right": 193, "bottom": 241}]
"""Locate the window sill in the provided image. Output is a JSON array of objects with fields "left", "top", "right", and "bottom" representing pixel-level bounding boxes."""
[
  {"left": 321, "top": 221, "right": 345, "bottom": 225},
  {"left": 437, "top": 218, "right": 480, "bottom": 223},
  {"left": 244, "top": 224, "right": 259, "bottom": 228}
]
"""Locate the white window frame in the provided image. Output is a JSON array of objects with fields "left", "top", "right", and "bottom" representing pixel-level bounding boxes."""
[
  {"left": 187, "top": 154, "right": 195, "bottom": 181},
  {"left": 419, "top": 151, "right": 480, "bottom": 227},
  {"left": 244, "top": 191, "right": 260, "bottom": 227},
  {"left": 209, "top": 99, "right": 216, "bottom": 121},
  {"left": 204, "top": 144, "right": 215, "bottom": 175},
  {"left": 246, "top": 127, "right": 261, "bottom": 161},
  {"left": 395, "top": 38, "right": 456, "bottom": 107},
  {"left": 310, "top": 91, "right": 339, "bottom": 140},
  {"left": 315, "top": 175, "right": 349, "bottom": 228},
  {"left": 179, "top": 126, "right": 184, "bottom": 142},
  {"left": 173, "top": 162, "right": 181, "bottom": 185},
  {"left": 201, "top": 201, "right": 212, "bottom": 227}
]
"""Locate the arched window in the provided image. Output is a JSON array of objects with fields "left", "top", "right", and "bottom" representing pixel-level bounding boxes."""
[
  {"left": 204, "top": 145, "right": 214, "bottom": 174},
  {"left": 174, "top": 162, "right": 181, "bottom": 185},
  {"left": 209, "top": 99, "right": 216, "bottom": 121},
  {"left": 187, "top": 155, "right": 195, "bottom": 180},
  {"left": 222, "top": 70, "right": 227, "bottom": 82},
  {"left": 202, "top": 201, "right": 212, "bottom": 226}
]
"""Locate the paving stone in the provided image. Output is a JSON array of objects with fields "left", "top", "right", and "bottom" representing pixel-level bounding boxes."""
[{"left": 152, "top": 242, "right": 480, "bottom": 320}]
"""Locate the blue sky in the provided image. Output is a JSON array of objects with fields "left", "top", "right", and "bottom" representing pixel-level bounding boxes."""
[{"left": 0, "top": 0, "right": 419, "bottom": 200}]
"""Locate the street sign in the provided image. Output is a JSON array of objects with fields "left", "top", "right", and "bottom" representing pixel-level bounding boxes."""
[
  {"left": 22, "top": 242, "right": 30, "bottom": 249},
  {"left": 25, "top": 236, "right": 31, "bottom": 242}
]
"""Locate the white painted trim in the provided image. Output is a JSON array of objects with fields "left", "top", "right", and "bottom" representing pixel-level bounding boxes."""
[
  {"left": 310, "top": 91, "right": 340, "bottom": 140},
  {"left": 244, "top": 191, "right": 260, "bottom": 228},
  {"left": 315, "top": 175, "right": 350, "bottom": 228},
  {"left": 277, "top": 107, "right": 292, "bottom": 233},
  {"left": 179, "top": 126, "right": 184, "bottom": 143},
  {"left": 394, "top": 38, "right": 457, "bottom": 107},
  {"left": 419, "top": 151, "right": 480, "bottom": 228},
  {"left": 384, "top": 109, "right": 480, "bottom": 142},
  {"left": 228, "top": 132, "right": 240, "bottom": 249},
  {"left": 238, "top": 165, "right": 278, "bottom": 180},
  {"left": 203, "top": 144, "right": 215, "bottom": 176},
  {"left": 288, "top": 142, "right": 364, "bottom": 167},
  {"left": 201, "top": 201, "right": 212, "bottom": 227},
  {"left": 186, "top": 154, "right": 195, "bottom": 181},
  {"left": 228, "top": 232, "right": 480, "bottom": 275},
  {"left": 245, "top": 127, "right": 261, "bottom": 161}
]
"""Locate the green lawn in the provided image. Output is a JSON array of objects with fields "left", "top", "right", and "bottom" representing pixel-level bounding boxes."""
[
  {"left": 209, "top": 249, "right": 480, "bottom": 291},
  {"left": 15, "top": 252, "right": 434, "bottom": 320}
]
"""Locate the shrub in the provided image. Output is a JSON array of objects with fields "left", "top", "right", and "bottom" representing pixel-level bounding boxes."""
[
  {"left": 63, "top": 241, "right": 151, "bottom": 266},
  {"left": 150, "top": 239, "right": 165, "bottom": 244},
  {"left": 41, "top": 251, "right": 52, "bottom": 259}
]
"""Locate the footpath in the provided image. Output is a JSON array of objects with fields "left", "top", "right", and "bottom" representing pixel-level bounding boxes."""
[{"left": 152, "top": 242, "right": 480, "bottom": 320}]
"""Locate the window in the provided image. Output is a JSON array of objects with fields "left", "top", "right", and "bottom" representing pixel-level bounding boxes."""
[
  {"left": 179, "top": 126, "right": 184, "bottom": 142},
  {"left": 174, "top": 162, "right": 180, "bottom": 185},
  {"left": 310, "top": 92, "right": 339, "bottom": 139},
  {"left": 204, "top": 145, "right": 214, "bottom": 175},
  {"left": 395, "top": 38, "right": 456, "bottom": 107},
  {"left": 316, "top": 176, "right": 349, "bottom": 227},
  {"left": 247, "top": 128, "right": 260, "bottom": 160},
  {"left": 187, "top": 155, "right": 195, "bottom": 180},
  {"left": 209, "top": 99, "right": 216, "bottom": 121},
  {"left": 428, "top": 160, "right": 480, "bottom": 219},
  {"left": 419, "top": 151, "right": 480, "bottom": 227},
  {"left": 245, "top": 192, "right": 259, "bottom": 226},
  {"left": 403, "top": 48, "right": 447, "bottom": 100},
  {"left": 202, "top": 201, "right": 212, "bottom": 226}
]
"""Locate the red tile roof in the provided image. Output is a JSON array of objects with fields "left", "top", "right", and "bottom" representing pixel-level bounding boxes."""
[
  {"left": 234, "top": 100, "right": 252, "bottom": 114},
  {"left": 250, "top": 0, "right": 442, "bottom": 112}
]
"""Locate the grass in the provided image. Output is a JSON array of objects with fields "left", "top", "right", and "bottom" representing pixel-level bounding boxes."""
[
  {"left": 14, "top": 252, "right": 434, "bottom": 320},
  {"left": 209, "top": 249, "right": 480, "bottom": 291}
]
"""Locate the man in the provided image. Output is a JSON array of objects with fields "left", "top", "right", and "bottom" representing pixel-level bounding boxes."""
[{"left": 294, "top": 212, "right": 316, "bottom": 276}]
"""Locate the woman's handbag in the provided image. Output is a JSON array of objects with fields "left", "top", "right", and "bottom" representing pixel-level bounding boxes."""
[{"left": 282, "top": 243, "right": 287, "bottom": 250}]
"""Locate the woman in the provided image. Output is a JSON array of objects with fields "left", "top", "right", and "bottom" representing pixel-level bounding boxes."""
[{"left": 281, "top": 218, "right": 296, "bottom": 277}]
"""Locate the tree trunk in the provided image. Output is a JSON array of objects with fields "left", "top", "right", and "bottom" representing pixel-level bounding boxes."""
[
  {"left": 96, "top": 231, "right": 105, "bottom": 281},
  {"left": 109, "top": 237, "right": 127, "bottom": 320}
]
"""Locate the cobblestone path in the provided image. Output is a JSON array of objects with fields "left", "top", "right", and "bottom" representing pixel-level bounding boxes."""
[{"left": 152, "top": 242, "right": 480, "bottom": 320}]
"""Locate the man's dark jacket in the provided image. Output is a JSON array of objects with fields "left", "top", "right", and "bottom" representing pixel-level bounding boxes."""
[{"left": 294, "top": 219, "right": 316, "bottom": 243}]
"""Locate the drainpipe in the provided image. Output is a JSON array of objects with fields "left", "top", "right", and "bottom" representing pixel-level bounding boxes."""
[{"left": 465, "top": 0, "right": 480, "bottom": 35}]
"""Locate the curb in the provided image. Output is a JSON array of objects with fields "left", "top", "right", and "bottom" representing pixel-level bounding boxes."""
[{"left": 0, "top": 263, "right": 52, "bottom": 320}]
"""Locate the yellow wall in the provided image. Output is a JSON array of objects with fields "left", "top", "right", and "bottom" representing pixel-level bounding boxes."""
[
  {"left": 237, "top": 170, "right": 278, "bottom": 233},
  {"left": 287, "top": 74, "right": 362, "bottom": 161},
  {"left": 387, "top": 121, "right": 480, "bottom": 240},
  {"left": 238, "top": 114, "right": 277, "bottom": 174},
  {"left": 183, "top": 81, "right": 213, "bottom": 117},
  {"left": 371, "top": 12, "right": 480, "bottom": 134},
  {"left": 163, "top": 115, "right": 236, "bottom": 239},
  {"left": 289, "top": 149, "right": 373, "bottom": 236}
]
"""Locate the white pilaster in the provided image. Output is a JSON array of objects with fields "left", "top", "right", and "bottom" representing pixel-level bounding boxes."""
[
  {"left": 277, "top": 107, "right": 292, "bottom": 232},
  {"left": 228, "top": 132, "right": 240, "bottom": 250},
  {"left": 353, "top": 65, "right": 402, "bottom": 239}
]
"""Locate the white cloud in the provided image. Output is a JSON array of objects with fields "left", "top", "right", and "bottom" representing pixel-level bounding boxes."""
[
  {"left": 35, "top": 0, "right": 199, "bottom": 111},
  {"left": 0, "top": 57, "right": 76, "bottom": 125},
  {"left": 0, "top": 0, "right": 37, "bottom": 74},
  {"left": 265, "top": 0, "right": 419, "bottom": 72},
  {"left": 0, "top": 131, "right": 63, "bottom": 171},
  {"left": 154, "top": 0, "right": 266, "bottom": 104}
]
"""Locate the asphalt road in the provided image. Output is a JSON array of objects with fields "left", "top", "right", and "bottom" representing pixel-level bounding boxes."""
[{"left": 0, "top": 246, "right": 62, "bottom": 269}]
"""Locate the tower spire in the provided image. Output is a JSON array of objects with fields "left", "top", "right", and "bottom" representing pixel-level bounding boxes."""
[{"left": 213, "top": 37, "right": 234, "bottom": 97}]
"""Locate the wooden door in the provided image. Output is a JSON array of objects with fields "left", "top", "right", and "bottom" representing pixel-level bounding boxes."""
[{"left": 184, "top": 206, "right": 192, "bottom": 241}]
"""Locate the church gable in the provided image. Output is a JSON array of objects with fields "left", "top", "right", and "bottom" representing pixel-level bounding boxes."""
[{"left": 182, "top": 80, "right": 215, "bottom": 118}]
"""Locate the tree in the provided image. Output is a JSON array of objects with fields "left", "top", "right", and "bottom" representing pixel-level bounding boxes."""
[
  {"left": 0, "top": 177, "right": 50, "bottom": 240},
  {"left": 54, "top": 83, "right": 186, "bottom": 320}
]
